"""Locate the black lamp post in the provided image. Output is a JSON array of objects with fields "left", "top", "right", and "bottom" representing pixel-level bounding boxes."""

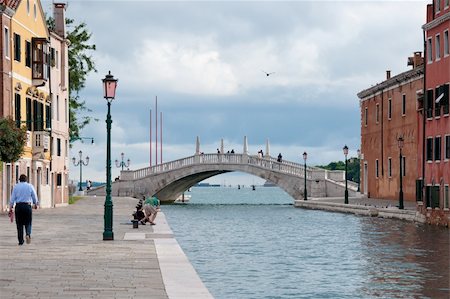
[
  {"left": 103, "top": 71, "right": 118, "bottom": 241},
  {"left": 115, "top": 152, "right": 130, "bottom": 171},
  {"left": 398, "top": 136, "right": 404, "bottom": 210},
  {"left": 343, "top": 145, "right": 349, "bottom": 204},
  {"left": 303, "top": 151, "right": 307, "bottom": 201},
  {"left": 357, "top": 149, "right": 361, "bottom": 192},
  {"left": 72, "top": 150, "right": 89, "bottom": 191}
]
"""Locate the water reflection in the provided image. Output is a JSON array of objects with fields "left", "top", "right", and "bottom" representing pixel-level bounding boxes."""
[{"left": 359, "top": 218, "right": 449, "bottom": 298}]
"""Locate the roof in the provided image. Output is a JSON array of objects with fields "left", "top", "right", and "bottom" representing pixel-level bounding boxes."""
[{"left": 357, "top": 65, "right": 424, "bottom": 99}]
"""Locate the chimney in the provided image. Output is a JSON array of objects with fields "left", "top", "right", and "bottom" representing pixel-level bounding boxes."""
[
  {"left": 386, "top": 70, "right": 391, "bottom": 80},
  {"left": 53, "top": 3, "right": 66, "bottom": 38},
  {"left": 407, "top": 52, "right": 424, "bottom": 69}
]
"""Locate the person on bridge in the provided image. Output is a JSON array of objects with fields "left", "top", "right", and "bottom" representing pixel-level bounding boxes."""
[
  {"left": 141, "top": 196, "right": 160, "bottom": 225},
  {"left": 9, "top": 174, "right": 39, "bottom": 246},
  {"left": 277, "top": 153, "right": 282, "bottom": 163}
]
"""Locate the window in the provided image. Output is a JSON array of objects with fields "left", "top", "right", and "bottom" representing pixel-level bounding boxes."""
[
  {"left": 33, "top": 3, "right": 37, "bottom": 20},
  {"left": 15, "top": 94, "right": 21, "bottom": 128},
  {"left": 46, "top": 168, "right": 49, "bottom": 185},
  {"left": 436, "top": 0, "right": 441, "bottom": 13},
  {"left": 65, "top": 98, "right": 67, "bottom": 123},
  {"left": 56, "top": 95, "right": 59, "bottom": 121},
  {"left": 445, "top": 185, "right": 449, "bottom": 209},
  {"left": 435, "top": 136, "right": 441, "bottom": 161},
  {"left": 440, "top": 83, "right": 449, "bottom": 115},
  {"left": 427, "top": 38, "right": 433, "bottom": 62},
  {"left": 57, "top": 173, "right": 62, "bottom": 186},
  {"left": 388, "top": 98, "right": 392, "bottom": 119},
  {"left": 32, "top": 38, "right": 49, "bottom": 81},
  {"left": 388, "top": 158, "right": 392, "bottom": 177},
  {"left": 426, "top": 89, "right": 434, "bottom": 118},
  {"left": 435, "top": 86, "right": 441, "bottom": 117},
  {"left": 4, "top": 27, "right": 9, "bottom": 59},
  {"left": 436, "top": 34, "right": 441, "bottom": 60},
  {"left": 26, "top": 98, "right": 32, "bottom": 131},
  {"left": 432, "top": 185, "right": 440, "bottom": 208},
  {"left": 55, "top": 50, "right": 59, "bottom": 68},
  {"left": 446, "top": 0, "right": 449, "bottom": 8},
  {"left": 57, "top": 138, "right": 61, "bottom": 156},
  {"left": 45, "top": 104, "right": 51, "bottom": 129},
  {"left": 25, "top": 41, "right": 31, "bottom": 67},
  {"left": 445, "top": 30, "right": 449, "bottom": 56},
  {"left": 376, "top": 104, "right": 379, "bottom": 123},
  {"left": 427, "top": 137, "right": 433, "bottom": 161},
  {"left": 402, "top": 94, "right": 406, "bottom": 115},
  {"left": 33, "top": 100, "right": 44, "bottom": 131},
  {"left": 375, "top": 159, "right": 379, "bottom": 178},
  {"left": 50, "top": 47, "right": 56, "bottom": 67},
  {"left": 364, "top": 107, "right": 368, "bottom": 126},
  {"left": 13, "top": 33, "right": 21, "bottom": 62},
  {"left": 445, "top": 135, "right": 450, "bottom": 159}
]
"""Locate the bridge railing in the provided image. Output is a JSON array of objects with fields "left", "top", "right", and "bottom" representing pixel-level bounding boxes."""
[{"left": 122, "top": 153, "right": 328, "bottom": 181}]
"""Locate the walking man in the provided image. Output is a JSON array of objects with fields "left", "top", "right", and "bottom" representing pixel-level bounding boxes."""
[{"left": 9, "top": 174, "right": 39, "bottom": 245}]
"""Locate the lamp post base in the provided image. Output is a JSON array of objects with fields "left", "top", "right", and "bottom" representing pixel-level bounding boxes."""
[{"left": 103, "top": 231, "right": 114, "bottom": 241}]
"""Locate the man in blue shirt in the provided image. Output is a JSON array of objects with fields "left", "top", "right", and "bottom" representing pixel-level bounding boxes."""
[{"left": 9, "top": 174, "right": 39, "bottom": 245}]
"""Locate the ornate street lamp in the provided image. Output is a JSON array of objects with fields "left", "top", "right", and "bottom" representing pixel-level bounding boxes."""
[
  {"left": 103, "top": 71, "right": 118, "bottom": 241},
  {"left": 397, "top": 136, "right": 404, "bottom": 210},
  {"left": 357, "top": 148, "right": 361, "bottom": 192},
  {"left": 303, "top": 151, "right": 307, "bottom": 201},
  {"left": 343, "top": 145, "right": 349, "bottom": 204},
  {"left": 72, "top": 150, "right": 89, "bottom": 191},
  {"left": 115, "top": 152, "right": 130, "bottom": 171}
]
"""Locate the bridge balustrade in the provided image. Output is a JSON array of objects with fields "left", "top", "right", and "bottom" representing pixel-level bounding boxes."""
[{"left": 123, "top": 153, "right": 338, "bottom": 182}]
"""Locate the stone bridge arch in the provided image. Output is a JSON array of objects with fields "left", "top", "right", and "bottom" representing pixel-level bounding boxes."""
[{"left": 88, "top": 154, "right": 357, "bottom": 203}]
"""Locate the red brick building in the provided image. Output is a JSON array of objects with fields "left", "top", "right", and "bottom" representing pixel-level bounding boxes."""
[
  {"left": 358, "top": 56, "right": 424, "bottom": 203},
  {"left": 418, "top": 0, "right": 449, "bottom": 225}
]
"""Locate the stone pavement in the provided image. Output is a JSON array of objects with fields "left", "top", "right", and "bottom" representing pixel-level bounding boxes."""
[{"left": 0, "top": 196, "right": 213, "bottom": 299}]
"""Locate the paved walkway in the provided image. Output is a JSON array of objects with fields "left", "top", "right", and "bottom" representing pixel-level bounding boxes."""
[{"left": 0, "top": 196, "right": 213, "bottom": 299}]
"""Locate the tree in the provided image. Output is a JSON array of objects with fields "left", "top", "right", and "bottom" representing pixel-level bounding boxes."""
[
  {"left": 47, "top": 17, "right": 97, "bottom": 143},
  {"left": 0, "top": 118, "right": 27, "bottom": 163},
  {"left": 316, "top": 158, "right": 360, "bottom": 183}
]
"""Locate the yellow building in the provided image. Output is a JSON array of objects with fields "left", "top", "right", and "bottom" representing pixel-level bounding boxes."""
[{"left": 1, "top": 0, "right": 69, "bottom": 209}]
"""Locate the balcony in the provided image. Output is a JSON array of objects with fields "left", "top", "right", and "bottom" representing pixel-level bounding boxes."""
[{"left": 32, "top": 131, "right": 50, "bottom": 157}]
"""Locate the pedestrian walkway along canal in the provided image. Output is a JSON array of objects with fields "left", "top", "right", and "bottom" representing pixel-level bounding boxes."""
[
  {"left": 0, "top": 195, "right": 211, "bottom": 299},
  {"left": 163, "top": 187, "right": 449, "bottom": 299}
]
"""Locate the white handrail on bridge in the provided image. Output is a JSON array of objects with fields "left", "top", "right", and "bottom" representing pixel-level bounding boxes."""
[{"left": 120, "top": 153, "right": 344, "bottom": 182}]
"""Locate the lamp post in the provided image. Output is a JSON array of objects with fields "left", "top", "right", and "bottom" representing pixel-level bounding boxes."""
[
  {"left": 103, "top": 71, "right": 118, "bottom": 241},
  {"left": 115, "top": 152, "right": 130, "bottom": 171},
  {"left": 72, "top": 150, "right": 89, "bottom": 191},
  {"left": 357, "top": 149, "right": 361, "bottom": 192},
  {"left": 343, "top": 145, "right": 349, "bottom": 204},
  {"left": 398, "top": 136, "right": 404, "bottom": 210},
  {"left": 303, "top": 152, "right": 307, "bottom": 201}
]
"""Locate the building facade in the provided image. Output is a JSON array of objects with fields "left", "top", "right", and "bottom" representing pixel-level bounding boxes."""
[
  {"left": 358, "top": 56, "right": 424, "bottom": 203},
  {"left": 419, "top": 0, "right": 450, "bottom": 225},
  {"left": 0, "top": 0, "right": 69, "bottom": 210}
]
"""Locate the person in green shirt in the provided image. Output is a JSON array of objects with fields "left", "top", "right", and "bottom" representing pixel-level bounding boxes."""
[{"left": 141, "top": 196, "right": 160, "bottom": 225}]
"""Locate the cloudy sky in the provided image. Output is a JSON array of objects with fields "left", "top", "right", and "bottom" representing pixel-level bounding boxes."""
[{"left": 42, "top": 0, "right": 427, "bottom": 185}]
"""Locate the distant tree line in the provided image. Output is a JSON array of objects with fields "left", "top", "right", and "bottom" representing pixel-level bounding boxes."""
[{"left": 316, "top": 158, "right": 360, "bottom": 183}]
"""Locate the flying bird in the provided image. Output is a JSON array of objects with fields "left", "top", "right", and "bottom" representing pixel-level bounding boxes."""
[{"left": 262, "top": 70, "right": 275, "bottom": 77}]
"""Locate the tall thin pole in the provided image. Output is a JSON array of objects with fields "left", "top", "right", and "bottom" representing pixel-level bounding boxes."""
[
  {"left": 344, "top": 157, "right": 349, "bottom": 204},
  {"left": 155, "top": 96, "right": 158, "bottom": 166},
  {"left": 399, "top": 148, "right": 404, "bottom": 209},
  {"left": 150, "top": 109, "right": 152, "bottom": 168},
  {"left": 104, "top": 101, "right": 113, "bottom": 240},
  {"left": 160, "top": 111, "right": 163, "bottom": 164}
]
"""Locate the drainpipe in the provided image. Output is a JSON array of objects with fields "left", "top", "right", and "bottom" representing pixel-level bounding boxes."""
[{"left": 422, "top": 29, "right": 427, "bottom": 204}]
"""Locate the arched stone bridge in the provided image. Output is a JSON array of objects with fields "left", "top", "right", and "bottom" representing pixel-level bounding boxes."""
[{"left": 88, "top": 153, "right": 358, "bottom": 203}]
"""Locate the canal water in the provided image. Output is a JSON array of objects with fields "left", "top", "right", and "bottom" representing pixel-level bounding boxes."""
[{"left": 163, "top": 187, "right": 449, "bottom": 299}]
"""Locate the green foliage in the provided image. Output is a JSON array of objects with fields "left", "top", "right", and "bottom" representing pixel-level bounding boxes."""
[
  {"left": 47, "top": 17, "right": 97, "bottom": 143},
  {"left": 316, "top": 158, "right": 360, "bottom": 183},
  {"left": 0, "top": 117, "right": 27, "bottom": 163}
]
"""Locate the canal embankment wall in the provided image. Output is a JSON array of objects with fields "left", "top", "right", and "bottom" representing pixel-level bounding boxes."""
[{"left": 294, "top": 198, "right": 427, "bottom": 223}]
